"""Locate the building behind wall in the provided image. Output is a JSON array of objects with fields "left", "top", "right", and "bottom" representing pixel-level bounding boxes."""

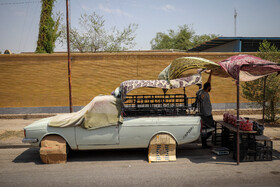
[{"left": 188, "top": 37, "right": 280, "bottom": 52}]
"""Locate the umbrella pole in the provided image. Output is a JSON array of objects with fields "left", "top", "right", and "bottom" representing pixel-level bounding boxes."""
[
  {"left": 236, "top": 76, "right": 240, "bottom": 165},
  {"left": 263, "top": 76, "right": 267, "bottom": 124}
]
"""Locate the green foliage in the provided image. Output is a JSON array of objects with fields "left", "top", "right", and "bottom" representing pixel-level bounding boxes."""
[
  {"left": 59, "top": 12, "right": 138, "bottom": 52},
  {"left": 150, "top": 25, "right": 218, "bottom": 50},
  {"left": 36, "top": 0, "right": 60, "bottom": 53},
  {"left": 242, "top": 41, "right": 280, "bottom": 122},
  {"left": 105, "top": 24, "right": 138, "bottom": 51},
  {"left": 150, "top": 32, "right": 175, "bottom": 50},
  {"left": 192, "top": 34, "right": 219, "bottom": 48}
]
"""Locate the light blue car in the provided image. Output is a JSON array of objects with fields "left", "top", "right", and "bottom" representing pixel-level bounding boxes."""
[{"left": 23, "top": 77, "right": 203, "bottom": 153}]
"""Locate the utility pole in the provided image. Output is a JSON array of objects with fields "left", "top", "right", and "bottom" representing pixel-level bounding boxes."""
[
  {"left": 234, "top": 9, "right": 237, "bottom": 36},
  {"left": 66, "top": 0, "right": 73, "bottom": 113}
]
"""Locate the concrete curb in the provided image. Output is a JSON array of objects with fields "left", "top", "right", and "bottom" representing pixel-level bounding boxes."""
[
  {"left": 212, "top": 109, "right": 263, "bottom": 115},
  {"left": 0, "top": 144, "right": 32, "bottom": 149},
  {"left": 0, "top": 113, "right": 56, "bottom": 119}
]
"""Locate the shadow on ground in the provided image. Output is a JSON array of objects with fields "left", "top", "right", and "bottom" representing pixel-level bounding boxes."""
[
  {"left": 68, "top": 148, "right": 148, "bottom": 163},
  {"left": 13, "top": 147, "right": 148, "bottom": 164},
  {"left": 178, "top": 141, "right": 280, "bottom": 164},
  {"left": 10, "top": 144, "right": 233, "bottom": 165},
  {"left": 13, "top": 148, "right": 42, "bottom": 164},
  {"left": 13, "top": 142, "right": 280, "bottom": 165},
  {"left": 177, "top": 143, "right": 236, "bottom": 165}
]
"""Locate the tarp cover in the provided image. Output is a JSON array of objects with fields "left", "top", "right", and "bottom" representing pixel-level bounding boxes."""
[
  {"left": 119, "top": 74, "right": 202, "bottom": 101},
  {"left": 218, "top": 54, "right": 280, "bottom": 81},
  {"left": 158, "top": 57, "right": 228, "bottom": 80},
  {"left": 48, "top": 95, "right": 123, "bottom": 130}
]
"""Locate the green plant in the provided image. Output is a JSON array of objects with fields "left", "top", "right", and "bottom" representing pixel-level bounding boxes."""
[
  {"left": 150, "top": 25, "right": 218, "bottom": 50},
  {"left": 242, "top": 41, "right": 280, "bottom": 123},
  {"left": 35, "top": 0, "right": 60, "bottom": 53},
  {"left": 59, "top": 12, "right": 138, "bottom": 52}
]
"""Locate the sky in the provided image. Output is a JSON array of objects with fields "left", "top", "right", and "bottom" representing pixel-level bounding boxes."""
[{"left": 0, "top": 0, "right": 280, "bottom": 53}]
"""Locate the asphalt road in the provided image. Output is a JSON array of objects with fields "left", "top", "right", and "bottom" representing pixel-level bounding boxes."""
[{"left": 1, "top": 147, "right": 280, "bottom": 186}]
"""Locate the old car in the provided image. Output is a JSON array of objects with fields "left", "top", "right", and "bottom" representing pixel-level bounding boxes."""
[{"left": 23, "top": 75, "right": 203, "bottom": 162}]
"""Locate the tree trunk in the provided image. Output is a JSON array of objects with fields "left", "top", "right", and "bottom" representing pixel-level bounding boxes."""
[{"left": 271, "top": 100, "right": 275, "bottom": 122}]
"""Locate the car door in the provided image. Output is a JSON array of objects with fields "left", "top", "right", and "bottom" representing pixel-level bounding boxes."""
[{"left": 75, "top": 124, "right": 119, "bottom": 146}]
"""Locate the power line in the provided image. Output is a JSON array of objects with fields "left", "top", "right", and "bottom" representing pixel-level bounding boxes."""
[
  {"left": 18, "top": 1, "right": 30, "bottom": 52},
  {"left": 23, "top": 1, "right": 40, "bottom": 51},
  {"left": 0, "top": 1, "right": 40, "bottom": 6}
]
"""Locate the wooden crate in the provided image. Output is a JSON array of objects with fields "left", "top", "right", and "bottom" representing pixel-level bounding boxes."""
[{"left": 148, "top": 133, "right": 176, "bottom": 163}]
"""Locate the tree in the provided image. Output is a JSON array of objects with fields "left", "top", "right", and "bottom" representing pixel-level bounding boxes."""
[
  {"left": 150, "top": 32, "right": 175, "bottom": 50},
  {"left": 150, "top": 25, "right": 218, "bottom": 50},
  {"left": 59, "top": 12, "right": 138, "bottom": 52},
  {"left": 36, "top": 0, "right": 60, "bottom": 53},
  {"left": 192, "top": 34, "right": 219, "bottom": 47},
  {"left": 242, "top": 41, "right": 280, "bottom": 122},
  {"left": 105, "top": 24, "right": 138, "bottom": 51}
]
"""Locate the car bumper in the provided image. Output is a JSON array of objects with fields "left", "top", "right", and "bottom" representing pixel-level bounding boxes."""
[{"left": 22, "top": 138, "right": 38, "bottom": 143}]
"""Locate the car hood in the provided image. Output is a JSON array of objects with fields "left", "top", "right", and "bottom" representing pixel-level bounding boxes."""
[{"left": 24, "top": 117, "right": 53, "bottom": 131}]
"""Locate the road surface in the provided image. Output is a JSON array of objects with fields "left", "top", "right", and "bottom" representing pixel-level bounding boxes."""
[{"left": 1, "top": 146, "right": 280, "bottom": 186}]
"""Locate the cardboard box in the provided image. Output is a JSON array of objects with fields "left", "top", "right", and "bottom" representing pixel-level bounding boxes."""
[
  {"left": 148, "top": 133, "right": 176, "bottom": 163},
  {"left": 40, "top": 135, "right": 67, "bottom": 164}
]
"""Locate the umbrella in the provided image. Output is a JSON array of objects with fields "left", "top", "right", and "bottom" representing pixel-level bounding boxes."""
[
  {"left": 218, "top": 54, "right": 280, "bottom": 165},
  {"left": 218, "top": 54, "right": 280, "bottom": 81}
]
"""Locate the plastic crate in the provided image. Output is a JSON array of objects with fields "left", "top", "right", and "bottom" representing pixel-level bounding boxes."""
[
  {"left": 238, "top": 138, "right": 273, "bottom": 162},
  {"left": 243, "top": 149, "right": 256, "bottom": 162},
  {"left": 255, "top": 140, "right": 273, "bottom": 161},
  {"left": 212, "top": 121, "right": 222, "bottom": 145}
]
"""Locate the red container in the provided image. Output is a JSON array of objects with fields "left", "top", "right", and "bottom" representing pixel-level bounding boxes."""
[
  {"left": 223, "top": 112, "right": 229, "bottom": 122},
  {"left": 231, "top": 115, "right": 237, "bottom": 126},
  {"left": 225, "top": 114, "right": 253, "bottom": 131},
  {"left": 239, "top": 121, "right": 253, "bottom": 131},
  {"left": 228, "top": 114, "right": 233, "bottom": 125}
]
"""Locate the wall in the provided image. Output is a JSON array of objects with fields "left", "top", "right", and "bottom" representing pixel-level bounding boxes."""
[{"left": 0, "top": 52, "right": 256, "bottom": 109}]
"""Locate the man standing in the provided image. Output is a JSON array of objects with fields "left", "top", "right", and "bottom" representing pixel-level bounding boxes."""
[{"left": 198, "top": 71, "right": 215, "bottom": 148}]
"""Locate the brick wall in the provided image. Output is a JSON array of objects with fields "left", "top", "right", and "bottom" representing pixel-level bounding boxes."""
[{"left": 0, "top": 52, "right": 256, "bottom": 108}]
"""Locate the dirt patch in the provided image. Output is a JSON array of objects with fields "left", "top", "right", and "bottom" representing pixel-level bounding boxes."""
[
  {"left": 0, "top": 114, "right": 55, "bottom": 119},
  {"left": 262, "top": 120, "right": 280, "bottom": 127},
  {"left": 212, "top": 109, "right": 264, "bottom": 116},
  {"left": 0, "top": 130, "right": 24, "bottom": 140},
  {"left": 270, "top": 171, "right": 280, "bottom": 175}
]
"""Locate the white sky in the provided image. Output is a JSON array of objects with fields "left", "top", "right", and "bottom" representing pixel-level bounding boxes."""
[{"left": 0, "top": 0, "right": 280, "bottom": 53}]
